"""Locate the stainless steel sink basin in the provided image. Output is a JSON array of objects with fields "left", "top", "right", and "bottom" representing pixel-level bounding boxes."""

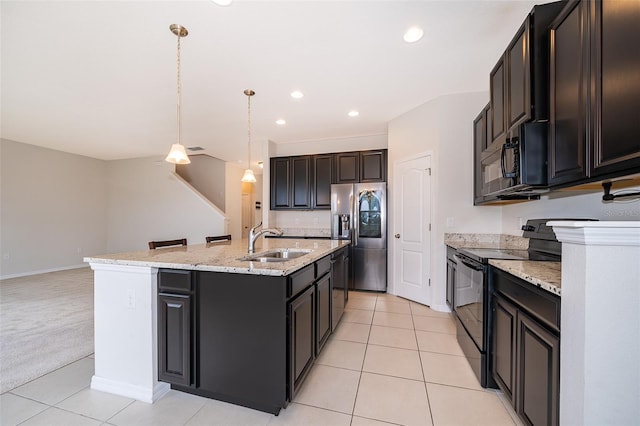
[{"left": 239, "top": 249, "right": 312, "bottom": 263}]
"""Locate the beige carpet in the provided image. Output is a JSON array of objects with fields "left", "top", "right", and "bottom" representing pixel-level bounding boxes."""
[{"left": 0, "top": 267, "right": 94, "bottom": 393}]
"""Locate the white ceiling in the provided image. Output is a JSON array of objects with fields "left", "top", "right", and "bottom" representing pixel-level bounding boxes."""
[{"left": 1, "top": 0, "right": 542, "bottom": 170}]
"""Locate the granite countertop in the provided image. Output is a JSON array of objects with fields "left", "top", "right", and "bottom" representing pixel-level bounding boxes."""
[
  {"left": 84, "top": 238, "right": 349, "bottom": 276},
  {"left": 444, "top": 233, "right": 529, "bottom": 250},
  {"left": 489, "top": 260, "right": 561, "bottom": 296}
]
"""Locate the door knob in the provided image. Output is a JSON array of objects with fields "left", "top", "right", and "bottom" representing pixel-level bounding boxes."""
[{"left": 394, "top": 234, "right": 400, "bottom": 238}]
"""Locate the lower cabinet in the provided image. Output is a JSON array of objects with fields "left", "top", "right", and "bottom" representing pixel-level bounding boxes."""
[
  {"left": 289, "top": 285, "right": 315, "bottom": 397},
  {"left": 492, "top": 268, "right": 560, "bottom": 426},
  {"left": 158, "top": 294, "right": 192, "bottom": 387},
  {"left": 157, "top": 255, "right": 337, "bottom": 414},
  {"left": 315, "top": 272, "right": 331, "bottom": 353}
]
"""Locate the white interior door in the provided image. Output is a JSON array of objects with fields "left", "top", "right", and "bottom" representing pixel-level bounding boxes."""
[
  {"left": 393, "top": 155, "right": 432, "bottom": 305},
  {"left": 241, "top": 193, "right": 252, "bottom": 238}
]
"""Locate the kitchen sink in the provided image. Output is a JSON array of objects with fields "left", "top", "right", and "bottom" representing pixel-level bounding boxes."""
[{"left": 239, "top": 249, "right": 312, "bottom": 263}]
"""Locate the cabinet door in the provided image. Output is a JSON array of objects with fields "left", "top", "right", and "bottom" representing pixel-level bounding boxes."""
[
  {"left": 490, "top": 56, "right": 507, "bottom": 149},
  {"left": 516, "top": 311, "right": 560, "bottom": 426},
  {"left": 492, "top": 294, "right": 517, "bottom": 405},
  {"left": 270, "top": 157, "right": 291, "bottom": 209},
  {"left": 313, "top": 154, "right": 332, "bottom": 209},
  {"left": 331, "top": 251, "right": 345, "bottom": 331},
  {"left": 288, "top": 285, "right": 315, "bottom": 398},
  {"left": 315, "top": 273, "right": 332, "bottom": 353},
  {"left": 291, "top": 156, "right": 312, "bottom": 209},
  {"left": 334, "top": 152, "right": 360, "bottom": 183},
  {"left": 158, "top": 294, "right": 191, "bottom": 387},
  {"left": 548, "top": 0, "right": 589, "bottom": 186},
  {"left": 590, "top": 0, "right": 640, "bottom": 177},
  {"left": 360, "top": 150, "right": 386, "bottom": 182},
  {"left": 473, "top": 106, "right": 488, "bottom": 205},
  {"left": 507, "top": 18, "right": 532, "bottom": 130}
]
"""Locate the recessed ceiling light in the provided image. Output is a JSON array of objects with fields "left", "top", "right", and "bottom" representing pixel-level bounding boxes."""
[
  {"left": 348, "top": 110, "right": 360, "bottom": 117},
  {"left": 290, "top": 91, "right": 304, "bottom": 99},
  {"left": 276, "top": 119, "right": 286, "bottom": 125},
  {"left": 211, "top": 0, "right": 233, "bottom": 6},
  {"left": 403, "top": 26, "right": 424, "bottom": 43}
]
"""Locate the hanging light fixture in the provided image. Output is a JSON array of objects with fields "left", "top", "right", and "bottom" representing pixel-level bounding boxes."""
[
  {"left": 241, "top": 89, "right": 257, "bottom": 183},
  {"left": 165, "top": 24, "right": 191, "bottom": 165}
]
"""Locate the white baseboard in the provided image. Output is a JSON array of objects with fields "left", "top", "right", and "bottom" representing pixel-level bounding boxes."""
[
  {"left": 429, "top": 303, "right": 452, "bottom": 313},
  {"left": 0, "top": 264, "right": 89, "bottom": 280},
  {"left": 91, "top": 375, "right": 170, "bottom": 403}
]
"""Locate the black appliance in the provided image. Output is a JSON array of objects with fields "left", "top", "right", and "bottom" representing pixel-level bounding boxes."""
[
  {"left": 452, "top": 219, "right": 565, "bottom": 388},
  {"left": 480, "top": 122, "right": 548, "bottom": 198}
]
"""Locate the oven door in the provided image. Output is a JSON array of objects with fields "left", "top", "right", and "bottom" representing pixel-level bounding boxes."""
[{"left": 453, "top": 254, "right": 485, "bottom": 350}]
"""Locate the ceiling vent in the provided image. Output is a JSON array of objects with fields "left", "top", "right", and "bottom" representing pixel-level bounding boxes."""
[{"left": 187, "top": 146, "right": 205, "bottom": 151}]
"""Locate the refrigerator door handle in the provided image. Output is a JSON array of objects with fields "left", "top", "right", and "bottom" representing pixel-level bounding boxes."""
[{"left": 351, "top": 191, "right": 358, "bottom": 247}]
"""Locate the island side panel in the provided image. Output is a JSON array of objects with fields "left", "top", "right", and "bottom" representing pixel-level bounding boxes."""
[
  {"left": 90, "top": 263, "right": 170, "bottom": 402},
  {"left": 185, "top": 271, "right": 288, "bottom": 414}
]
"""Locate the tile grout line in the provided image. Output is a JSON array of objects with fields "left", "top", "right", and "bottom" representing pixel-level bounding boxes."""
[{"left": 410, "top": 303, "right": 435, "bottom": 426}]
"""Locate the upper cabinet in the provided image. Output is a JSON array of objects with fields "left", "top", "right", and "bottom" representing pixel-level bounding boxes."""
[
  {"left": 334, "top": 150, "right": 386, "bottom": 184},
  {"left": 271, "top": 149, "right": 387, "bottom": 210},
  {"left": 270, "top": 156, "right": 313, "bottom": 210},
  {"left": 549, "top": 0, "right": 640, "bottom": 187},
  {"left": 491, "top": 1, "right": 566, "bottom": 145}
]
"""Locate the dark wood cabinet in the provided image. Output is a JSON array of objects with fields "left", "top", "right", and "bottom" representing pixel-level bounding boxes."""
[
  {"left": 492, "top": 294, "right": 517, "bottom": 404},
  {"left": 270, "top": 157, "right": 291, "bottom": 209},
  {"left": 549, "top": 0, "right": 640, "bottom": 187},
  {"left": 360, "top": 150, "right": 386, "bottom": 182},
  {"left": 315, "top": 272, "right": 331, "bottom": 353},
  {"left": 490, "top": 58, "right": 507, "bottom": 149},
  {"left": 506, "top": 18, "right": 531, "bottom": 130},
  {"left": 492, "top": 267, "right": 560, "bottom": 426},
  {"left": 312, "top": 154, "right": 332, "bottom": 209},
  {"left": 549, "top": 0, "right": 589, "bottom": 186},
  {"left": 288, "top": 284, "right": 315, "bottom": 398},
  {"left": 334, "top": 152, "right": 360, "bottom": 183},
  {"left": 590, "top": 0, "right": 640, "bottom": 177},
  {"left": 516, "top": 311, "right": 560, "bottom": 426},
  {"left": 291, "top": 156, "right": 312, "bottom": 209},
  {"left": 473, "top": 105, "right": 489, "bottom": 205},
  {"left": 158, "top": 269, "right": 194, "bottom": 388},
  {"left": 158, "top": 294, "right": 192, "bottom": 387},
  {"left": 270, "top": 156, "right": 312, "bottom": 210}
]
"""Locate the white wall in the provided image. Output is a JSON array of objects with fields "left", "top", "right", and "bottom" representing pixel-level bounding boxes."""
[
  {"left": 388, "top": 92, "right": 502, "bottom": 308},
  {"left": 105, "top": 156, "right": 226, "bottom": 253},
  {"left": 502, "top": 188, "right": 640, "bottom": 234},
  {"left": 176, "top": 154, "right": 226, "bottom": 211},
  {"left": 0, "top": 139, "right": 108, "bottom": 278}
]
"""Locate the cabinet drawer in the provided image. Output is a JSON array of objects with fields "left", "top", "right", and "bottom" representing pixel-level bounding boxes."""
[
  {"left": 316, "top": 256, "right": 331, "bottom": 278},
  {"left": 492, "top": 268, "right": 560, "bottom": 332},
  {"left": 289, "top": 264, "right": 314, "bottom": 298},
  {"left": 159, "top": 269, "right": 193, "bottom": 294}
]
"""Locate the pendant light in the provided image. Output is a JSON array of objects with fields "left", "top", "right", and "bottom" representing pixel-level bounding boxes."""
[
  {"left": 241, "top": 89, "right": 257, "bottom": 182},
  {"left": 165, "top": 24, "right": 191, "bottom": 165}
]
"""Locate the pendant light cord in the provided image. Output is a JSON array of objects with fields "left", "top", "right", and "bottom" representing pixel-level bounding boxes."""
[
  {"left": 176, "top": 31, "right": 182, "bottom": 146},
  {"left": 247, "top": 93, "right": 251, "bottom": 168}
]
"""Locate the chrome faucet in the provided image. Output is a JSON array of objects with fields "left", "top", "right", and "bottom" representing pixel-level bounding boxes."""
[{"left": 248, "top": 222, "right": 283, "bottom": 254}]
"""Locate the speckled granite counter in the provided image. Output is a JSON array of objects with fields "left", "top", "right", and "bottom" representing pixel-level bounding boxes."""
[
  {"left": 84, "top": 238, "right": 349, "bottom": 276},
  {"left": 444, "top": 233, "right": 529, "bottom": 250},
  {"left": 489, "top": 260, "right": 561, "bottom": 296}
]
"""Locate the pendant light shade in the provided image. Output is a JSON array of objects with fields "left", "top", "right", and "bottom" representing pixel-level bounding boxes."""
[
  {"left": 241, "top": 168, "right": 256, "bottom": 183},
  {"left": 165, "top": 143, "right": 190, "bottom": 164},
  {"left": 165, "top": 24, "right": 191, "bottom": 165},
  {"left": 241, "top": 89, "right": 256, "bottom": 182}
]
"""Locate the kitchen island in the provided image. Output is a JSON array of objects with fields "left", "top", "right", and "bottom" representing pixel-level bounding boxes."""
[{"left": 84, "top": 238, "right": 349, "bottom": 414}]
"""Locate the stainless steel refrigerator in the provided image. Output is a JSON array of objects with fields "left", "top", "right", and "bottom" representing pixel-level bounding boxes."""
[{"left": 331, "top": 183, "right": 387, "bottom": 291}]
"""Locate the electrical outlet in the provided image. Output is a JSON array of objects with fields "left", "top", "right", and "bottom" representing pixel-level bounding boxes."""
[
  {"left": 76, "top": 247, "right": 82, "bottom": 254},
  {"left": 126, "top": 289, "right": 136, "bottom": 309},
  {"left": 2, "top": 253, "right": 10, "bottom": 261},
  {"left": 446, "top": 217, "right": 455, "bottom": 228}
]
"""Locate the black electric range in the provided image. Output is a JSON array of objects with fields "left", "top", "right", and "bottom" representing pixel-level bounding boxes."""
[{"left": 452, "top": 218, "right": 588, "bottom": 388}]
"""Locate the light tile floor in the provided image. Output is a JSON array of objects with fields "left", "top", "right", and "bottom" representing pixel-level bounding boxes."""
[{"left": 0, "top": 291, "right": 522, "bottom": 426}]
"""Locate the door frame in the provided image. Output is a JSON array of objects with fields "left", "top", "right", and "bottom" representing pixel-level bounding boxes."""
[{"left": 390, "top": 151, "right": 433, "bottom": 305}]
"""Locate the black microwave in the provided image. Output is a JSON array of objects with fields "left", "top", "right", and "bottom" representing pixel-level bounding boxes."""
[{"left": 480, "top": 122, "right": 548, "bottom": 197}]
